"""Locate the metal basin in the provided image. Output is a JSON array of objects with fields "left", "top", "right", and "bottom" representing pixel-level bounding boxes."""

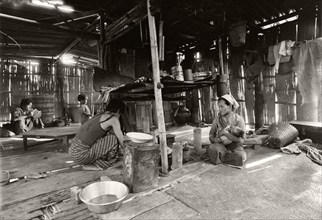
[{"left": 79, "top": 181, "right": 129, "bottom": 214}]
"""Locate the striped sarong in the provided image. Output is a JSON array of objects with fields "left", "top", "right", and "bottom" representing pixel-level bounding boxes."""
[{"left": 69, "top": 132, "right": 121, "bottom": 169}]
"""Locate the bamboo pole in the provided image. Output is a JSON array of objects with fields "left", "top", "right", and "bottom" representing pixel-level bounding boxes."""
[
  {"left": 55, "top": 18, "right": 100, "bottom": 61},
  {"left": 147, "top": 0, "right": 168, "bottom": 174},
  {"left": 158, "top": 20, "right": 164, "bottom": 61},
  {"left": 0, "top": 13, "right": 99, "bottom": 40},
  {"left": 99, "top": 12, "right": 106, "bottom": 69}
]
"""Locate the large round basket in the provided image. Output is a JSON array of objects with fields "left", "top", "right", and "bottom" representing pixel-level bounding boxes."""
[{"left": 264, "top": 122, "right": 299, "bottom": 148}]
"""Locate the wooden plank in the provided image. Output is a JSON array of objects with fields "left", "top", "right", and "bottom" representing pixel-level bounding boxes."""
[
  {"left": 55, "top": 162, "right": 214, "bottom": 220},
  {"left": 1, "top": 151, "right": 75, "bottom": 179},
  {"left": 52, "top": 199, "right": 93, "bottom": 220},
  {"left": 47, "top": 162, "right": 214, "bottom": 220},
  {"left": 289, "top": 120, "right": 322, "bottom": 144},
  {"left": 87, "top": 191, "right": 173, "bottom": 220},
  {"left": 1, "top": 165, "right": 123, "bottom": 208},
  {"left": 1, "top": 165, "right": 123, "bottom": 220},
  {"left": 22, "top": 125, "right": 80, "bottom": 138},
  {"left": 132, "top": 198, "right": 198, "bottom": 219}
]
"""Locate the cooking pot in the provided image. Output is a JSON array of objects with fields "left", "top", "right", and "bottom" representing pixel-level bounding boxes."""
[{"left": 79, "top": 181, "right": 129, "bottom": 214}]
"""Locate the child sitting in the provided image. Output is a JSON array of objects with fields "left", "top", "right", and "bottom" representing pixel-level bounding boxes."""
[{"left": 220, "top": 125, "right": 245, "bottom": 145}]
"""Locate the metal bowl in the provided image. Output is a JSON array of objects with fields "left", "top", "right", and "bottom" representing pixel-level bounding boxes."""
[
  {"left": 79, "top": 181, "right": 129, "bottom": 214},
  {"left": 126, "top": 132, "right": 153, "bottom": 143}
]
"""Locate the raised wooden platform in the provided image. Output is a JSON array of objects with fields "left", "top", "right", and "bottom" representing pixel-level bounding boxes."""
[
  {"left": 289, "top": 120, "right": 322, "bottom": 144},
  {"left": 22, "top": 125, "right": 80, "bottom": 152}
]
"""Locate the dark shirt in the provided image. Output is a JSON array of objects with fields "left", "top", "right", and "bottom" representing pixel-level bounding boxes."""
[{"left": 75, "top": 114, "right": 113, "bottom": 146}]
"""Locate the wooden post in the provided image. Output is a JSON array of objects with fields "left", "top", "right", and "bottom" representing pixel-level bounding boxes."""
[
  {"left": 319, "top": 0, "right": 322, "bottom": 38},
  {"left": 319, "top": 0, "right": 322, "bottom": 122},
  {"left": 217, "top": 37, "right": 229, "bottom": 97},
  {"left": 254, "top": 71, "right": 264, "bottom": 129},
  {"left": 191, "top": 89, "right": 200, "bottom": 125},
  {"left": 147, "top": 0, "right": 168, "bottom": 174},
  {"left": 218, "top": 37, "right": 224, "bottom": 75}
]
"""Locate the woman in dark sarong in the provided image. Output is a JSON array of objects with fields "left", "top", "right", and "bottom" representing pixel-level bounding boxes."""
[
  {"left": 207, "top": 94, "right": 247, "bottom": 169},
  {"left": 69, "top": 99, "right": 126, "bottom": 170}
]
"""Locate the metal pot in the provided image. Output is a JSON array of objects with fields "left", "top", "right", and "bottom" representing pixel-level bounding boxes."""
[{"left": 79, "top": 181, "right": 129, "bottom": 214}]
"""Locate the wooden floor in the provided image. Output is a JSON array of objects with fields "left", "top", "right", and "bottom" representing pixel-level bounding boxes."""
[{"left": 1, "top": 126, "right": 322, "bottom": 220}]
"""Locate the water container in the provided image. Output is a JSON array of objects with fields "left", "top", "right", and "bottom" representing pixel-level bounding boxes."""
[
  {"left": 194, "top": 128, "right": 202, "bottom": 154},
  {"left": 183, "top": 69, "right": 193, "bottom": 81},
  {"left": 122, "top": 141, "right": 160, "bottom": 193},
  {"left": 171, "top": 142, "right": 183, "bottom": 170},
  {"left": 171, "top": 65, "right": 184, "bottom": 81}
]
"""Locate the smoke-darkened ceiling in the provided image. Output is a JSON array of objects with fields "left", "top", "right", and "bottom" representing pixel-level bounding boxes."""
[{"left": 0, "top": 0, "right": 319, "bottom": 60}]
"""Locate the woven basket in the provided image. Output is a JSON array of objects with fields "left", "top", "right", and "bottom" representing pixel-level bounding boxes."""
[{"left": 264, "top": 122, "right": 299, "bottom": 149}]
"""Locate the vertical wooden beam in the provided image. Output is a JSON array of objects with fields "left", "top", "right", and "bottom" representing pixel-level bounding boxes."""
[
  {"left": 191, "top": 89, "right": 200, "bottom": 124},
  {"left": 254, "top": 71, "right": 264, "bottom": 129},
  {"left": 56, "top": 63, "right": 65, "bottom": 117},
  {"left": 320, "top": 0, "right": 322, "bottom": 122},
  {"left": 217, "top": 37, "right": 229, "bottom": 97},
  {"left": 218, "top": 37, "right": 224, "bottom": 75},
  {"left": 147, "top": 0, "right": 168, "bottom": 174},
  {"left": 319, "top": 0, "right": 322, "bottom": 38}
]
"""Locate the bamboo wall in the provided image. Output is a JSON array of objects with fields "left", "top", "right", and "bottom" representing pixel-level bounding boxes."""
[
  {"left": 0, "top": 58, "right": 59, "bottom": 123},
  {"left": 228, "top": 3, "right": 321, "bottom": 127},
  {"left": 0, "top": 58, "right": 99, "bottom": 124},
  {"left": 58, "top": 64, "right": 100, "bottom": 120}
]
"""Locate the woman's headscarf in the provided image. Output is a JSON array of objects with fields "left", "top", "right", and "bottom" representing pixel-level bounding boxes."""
[
  {"left": 220, "top": 94, "right": 239, "bottom": 110},
  {"left": 217, "top": 94, "right": 239, "bottom": 131}
]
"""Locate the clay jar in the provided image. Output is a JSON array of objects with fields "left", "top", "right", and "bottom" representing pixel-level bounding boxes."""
[{"left": 174, "top": 106, "right": 191, "bottom": 126}]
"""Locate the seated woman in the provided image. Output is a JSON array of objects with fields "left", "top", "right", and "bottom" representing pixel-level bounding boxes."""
[
  {"left": 69, "top": 99, "right": 126, "bottom": 170},
  {"left": 207, "top": 94, "right": 247, "bottom": 169},
  {"left": 11, "top": 98, "right": 44, "bottom": 135}
]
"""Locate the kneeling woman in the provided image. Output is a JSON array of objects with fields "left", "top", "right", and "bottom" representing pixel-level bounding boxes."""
[{"left": 69, "top": 99, "right": 125, "bottom": 170}]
